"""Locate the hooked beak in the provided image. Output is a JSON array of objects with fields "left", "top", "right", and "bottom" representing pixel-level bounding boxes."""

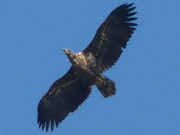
[{"left": 63, "top": 48, "right": 68, "bottom": 53}]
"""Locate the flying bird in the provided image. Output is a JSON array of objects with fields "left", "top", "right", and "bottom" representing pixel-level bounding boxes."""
[{"left": 37, "top": 3, "right": 137, "bottom": 131}]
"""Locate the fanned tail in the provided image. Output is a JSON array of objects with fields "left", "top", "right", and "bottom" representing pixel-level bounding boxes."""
[{"left": 96, "top": 75, "right": 116, "bottom": 98}]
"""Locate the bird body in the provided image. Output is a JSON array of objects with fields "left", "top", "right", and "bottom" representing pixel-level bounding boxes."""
[
  {"left": 37, "top": 3, "right": 137, "bottom": 131},
  {"left": 63, "top": 48, "right": 116, "bottom": 97}
]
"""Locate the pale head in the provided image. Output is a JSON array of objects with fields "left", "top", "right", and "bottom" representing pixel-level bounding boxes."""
[{"left": 63, "top": 48, "right": 77, "bottom": 65}]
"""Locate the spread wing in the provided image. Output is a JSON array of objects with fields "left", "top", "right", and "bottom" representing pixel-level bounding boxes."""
[
  {"left": 37, "top": 67, "right": 92, "bottom": 132},
  {"left": 83, "top": 3, "right": 137, "bottom": 72}
]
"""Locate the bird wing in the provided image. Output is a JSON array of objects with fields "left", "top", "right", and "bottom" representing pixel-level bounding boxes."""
[
  {"left": 37, "top": 67, "right": 92, "bottom": 131},
  {"left": 83, "top": 3, "right": 137, "bottom": 72}
]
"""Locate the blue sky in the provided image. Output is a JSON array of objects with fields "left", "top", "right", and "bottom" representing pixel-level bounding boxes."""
[{"left": 0, "top": 0, "right": 180, "bottom": 135}]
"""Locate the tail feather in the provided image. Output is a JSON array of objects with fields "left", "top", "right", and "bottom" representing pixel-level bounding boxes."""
[{"left": 96, "top": 76, "right": 116, "bottom": 98}]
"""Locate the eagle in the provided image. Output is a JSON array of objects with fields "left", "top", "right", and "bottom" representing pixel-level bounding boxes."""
[{"left": 37, "top": 3, "right": 137, "bottom": 132}]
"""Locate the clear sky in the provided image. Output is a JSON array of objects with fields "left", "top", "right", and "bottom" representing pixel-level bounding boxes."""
[{"left": 0, "top": 0, "right": 180, "bottom": 135}]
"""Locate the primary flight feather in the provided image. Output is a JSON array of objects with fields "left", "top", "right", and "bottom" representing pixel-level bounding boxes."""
[{"left": 37, "top": 3, "right": 137, "bottom": 131}]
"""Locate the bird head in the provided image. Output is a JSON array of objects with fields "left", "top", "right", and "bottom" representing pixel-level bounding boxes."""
[{"left": 63, "top": 48, "right": 77, "bottom": 65}]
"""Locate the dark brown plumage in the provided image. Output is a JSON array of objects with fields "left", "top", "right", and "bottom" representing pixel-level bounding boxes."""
[{"left": 37, "top": 3, "right": 137, "bottom": 132}]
